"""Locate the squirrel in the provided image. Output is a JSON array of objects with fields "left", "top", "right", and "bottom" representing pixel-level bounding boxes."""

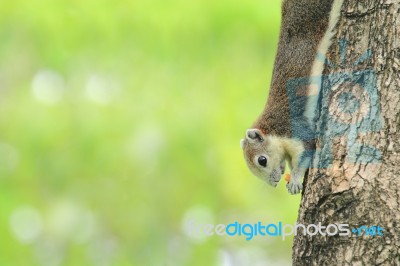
[{"left": 240, "top": 0, "right": 344, "bottom": 194}]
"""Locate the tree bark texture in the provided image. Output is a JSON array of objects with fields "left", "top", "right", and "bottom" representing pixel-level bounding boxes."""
[{"left": 293, "top": 1, "right": 400, "bottom": 265}]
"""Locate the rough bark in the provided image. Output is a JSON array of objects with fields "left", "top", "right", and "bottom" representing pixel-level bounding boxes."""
[{"left": 293, "top": 1, "right": 400, "bottom": 265}]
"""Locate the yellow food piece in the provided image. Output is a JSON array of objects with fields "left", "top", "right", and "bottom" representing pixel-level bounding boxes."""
[{"left": 284, "top": 173, "right": 291, "bottom": 183}]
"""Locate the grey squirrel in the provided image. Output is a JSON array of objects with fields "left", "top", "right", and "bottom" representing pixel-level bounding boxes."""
[{"left": 240, "top": 0, "right": 344, "bottom": 194}]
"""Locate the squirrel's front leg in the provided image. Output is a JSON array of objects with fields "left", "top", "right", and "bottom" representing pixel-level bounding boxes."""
[
  {"left": 286, "top": 148, "right": 311, "bottom": 194},
  {"left": 286, "top": 167, "right": 305, "bottom": 195}
]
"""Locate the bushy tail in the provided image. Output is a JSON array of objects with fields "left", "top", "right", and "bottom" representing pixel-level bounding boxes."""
[{"left": 304, "top": 0, "right": 344, "bottom": 127}]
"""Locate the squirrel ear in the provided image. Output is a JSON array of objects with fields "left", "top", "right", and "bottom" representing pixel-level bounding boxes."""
[
  {"left": 246, "top": 128, "right": 264, "bottom": 142},
  {"left": 240, "top": 139, "right": 245, "bottom": 149}
]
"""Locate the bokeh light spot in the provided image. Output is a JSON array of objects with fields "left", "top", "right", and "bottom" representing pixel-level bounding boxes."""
[
  {"left": 32, "top": 69, "right": 65, "bottom": 104},
  {"left": 10, "top": 206, "right": 43, "bottom": 244},
  {"left": 85, "top": 74, "right": 120, "bottom": 105}
]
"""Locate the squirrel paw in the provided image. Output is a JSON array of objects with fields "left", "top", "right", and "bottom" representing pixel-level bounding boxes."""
[{"left": 286, "top": 180, "right": 302, "bottom": 195}]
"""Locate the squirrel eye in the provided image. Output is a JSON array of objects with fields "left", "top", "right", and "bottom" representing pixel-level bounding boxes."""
[{"left": 257, "top": 156, "right": 267, "bottom": 167}]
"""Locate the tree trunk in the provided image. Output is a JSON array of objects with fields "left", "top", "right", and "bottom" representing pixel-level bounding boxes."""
[{"left": 293, "top": 1, "right": 400, "bottom": 265}]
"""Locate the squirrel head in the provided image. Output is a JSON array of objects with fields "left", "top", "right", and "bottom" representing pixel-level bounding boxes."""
[{"left": 240, "top": 128, "right": 285, "bottom": 187}]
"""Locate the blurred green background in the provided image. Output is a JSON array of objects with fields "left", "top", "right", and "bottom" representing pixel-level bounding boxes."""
[{"left": 0, "top": 0, "right": 301, "bottom": 265}]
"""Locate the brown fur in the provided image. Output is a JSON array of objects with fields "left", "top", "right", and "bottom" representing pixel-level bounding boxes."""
[{"left": 253, "top": 0, "right": 334, "bottom": 137}]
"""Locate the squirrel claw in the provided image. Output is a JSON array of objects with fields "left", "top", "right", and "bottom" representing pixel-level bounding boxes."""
[{"left": 286, "top": 181, "right": 302, "bottom": 195}]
